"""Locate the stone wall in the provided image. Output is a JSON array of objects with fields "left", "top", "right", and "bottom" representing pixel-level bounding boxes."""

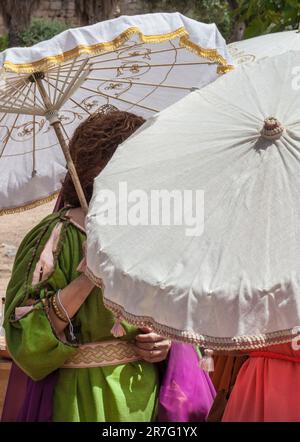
[
  {"left": 0, "top": 0, "right": 148, "bottom": 36},
  {"left": 33, "top": 0, "right": 80, "bottom": 24},
  {"left": 119, "top": 0, "right": 146, "bottom": 15}
]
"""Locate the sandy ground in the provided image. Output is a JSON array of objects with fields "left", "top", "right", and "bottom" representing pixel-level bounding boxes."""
[
  {"left": 0, "top": 202, "right": 56, "bottom": 413},
  {"left": 0, "top": 201, "right": 56, "bottom": 296}
]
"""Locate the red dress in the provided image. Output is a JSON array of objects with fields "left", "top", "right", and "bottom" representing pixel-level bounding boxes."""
[{"left": 222, "top": 342, "right": 300, "bottom": 422}]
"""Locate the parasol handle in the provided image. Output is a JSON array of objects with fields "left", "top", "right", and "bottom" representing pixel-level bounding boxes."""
[
  {"left": 35, "top": 77, "right": 88, "bottom": 213},
  {"left": 52, "top": 121, "right": 88, "bottom": 213}
]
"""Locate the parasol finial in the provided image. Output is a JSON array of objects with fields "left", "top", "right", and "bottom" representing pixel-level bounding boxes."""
[{"left": 261, "top": 117, "right": 284, "bottom": 140}]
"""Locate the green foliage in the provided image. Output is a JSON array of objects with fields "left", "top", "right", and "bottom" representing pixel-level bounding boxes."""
[
  {"left": 143, "top": 0, "right": 233, "bottom": 40},
  {"left": 0, "top": 35, "right": 8, "bottom": 52},
  {"left": 231, "top": 0, "right": 300, "bottom": 39},
  {"left": 0, "top": 0, "right": 298, "bottom": 51},
  {"left": 143, "top": 0, "right": 300, "bottom": 41},
  {"left": 189, "top": 0, "right": 233, "bottom": 41},
  {"left": 19, "top": 17, "right": 69, "bottom": 47}
]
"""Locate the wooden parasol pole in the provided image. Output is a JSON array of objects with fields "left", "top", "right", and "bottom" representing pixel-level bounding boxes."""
[{"left": 35, "top": 76, "right": 89, "bottom": 213}]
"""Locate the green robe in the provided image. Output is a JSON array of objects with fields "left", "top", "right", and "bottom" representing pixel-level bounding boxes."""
[{"left": 4, "top": 208, "right": 158, "bottom": 422}]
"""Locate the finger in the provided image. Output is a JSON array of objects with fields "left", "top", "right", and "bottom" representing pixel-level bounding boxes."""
[
  {"left": 135, "top": 332, "right": 165, "bottom": 343},
  {"left": 135, "top": 346, "right": 170, "bottom": 363},
  {"left": 135, "top": 340, "right": 171, "bottom": 351},
  {"left": 135, "top": 341, "right": 171, "bottom": 351},
  {"left": 134, "top": 347, "right": 162, "bottom": 361},
  {"left": 139, "top": 326, "right": 153, "bottom": 334}
]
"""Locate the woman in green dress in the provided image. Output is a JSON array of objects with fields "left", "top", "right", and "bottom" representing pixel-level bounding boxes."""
[{"left": 3, "top": 111, "right": 171, "bottom": 422}]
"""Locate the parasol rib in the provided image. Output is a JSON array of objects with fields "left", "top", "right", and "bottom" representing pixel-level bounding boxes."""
[
  {"left": 54, "top": 59, "right": 90, "bottom": 110},
  {"left": 32, "top": 112, "right": 36, "bottom": 176},
  {"left": 2, "top": 78, "right": 44, "bottom": 111},
  {"left": 69, "top": 46, "right": 188, "bottom": 66},
  {"left": 3, "top": 142, "right": 65, "bottom": 157},
  {"left": 46, "top": 46, "right": 200, "bottom": 74},
  {"left": 58, "top": 57, "right": 78, "bottom": 100},
  {"left": 19, "top": 75, "right": 46, "bottom": 109},
  {"left": 126, "top": 38, "right": 178, "bottom": 112},
  {"left": 43, "top": 76, "right": 92, "bottom": 115},
  {"left": 0, "top": 82, "right": 28, "bottom": 111},
  {"left": 52, "top": 75, "right": 193, "bottom": 91},
  {"left": 90, "top": 61, "right": 213, "bottom": 72},
  {"left": 59, "top": 121, "right": 70, "bottom": 141},
  {"left": 79, "top": 84, "right": 159, "bottom": 113},
  {"left": 35, "top": 76, "right": 88, "bottom": 212},
  {"left": 45, "top": 42, "right": 147, "bottom": 73},
  {"left": 0, "top": 113, "right": 19, "bottom": 157},
  {"left": 0, "top": 78, "right": 45, "bottom": 115},
  {"left": 32, "top": 83, "right": 37, "bottom": 176},
  {"left": 52, "top": 63, "right": 62, "bottom": 105}
]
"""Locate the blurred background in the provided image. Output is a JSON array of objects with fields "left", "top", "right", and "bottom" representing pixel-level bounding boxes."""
[{"left": 0, "top": 0, "right": 299, "bottom": 51}]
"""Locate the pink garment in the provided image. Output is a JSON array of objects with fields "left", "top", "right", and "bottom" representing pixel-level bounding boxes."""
[{"left": 222, "top": 342, "right": 300, "bottom": 422}]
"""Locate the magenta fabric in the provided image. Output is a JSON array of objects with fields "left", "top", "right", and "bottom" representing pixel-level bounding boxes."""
[
  {"left": 158, "top": 342, "right": 216, "bottom": 422},
  {"left": 16, "top": 370, "right": 59, "bottom": 422},
  {"left": 1, "top": 362, "right": 28, "bottom": 421},
  {"left": 2, "top": 345, "right": 216, "bottom": 422},
  {"left": 3, "top": 344, "right": 216, "bottom": 422},
  {"left": 1, "top": 363, "right": 57, "bottom": 422}
]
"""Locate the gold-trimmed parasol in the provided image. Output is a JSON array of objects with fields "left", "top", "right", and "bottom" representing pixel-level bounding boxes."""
[{"left": 0, "top": 12, "right": 233, "bottom": 215}]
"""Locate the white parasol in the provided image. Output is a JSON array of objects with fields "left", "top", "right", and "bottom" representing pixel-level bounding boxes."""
[
  {"left": 228, "top": 28, "right": 300, "bottom": 65},
  {"left": 0, "top": 12, "right": 233, "bottom": 214},
  {"left": 87, "top": 49, "right": 300, "bottom": 351}
]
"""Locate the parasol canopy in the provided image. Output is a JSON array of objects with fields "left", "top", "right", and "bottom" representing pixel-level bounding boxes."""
[
  {"left": 87, "top": 49, "right": 300, "bottom": 351},
  {"left": 228, "top": 29, "right": 300, "bottom": 65},
  {"left": 0, "top": 12, "right": 233, "bottom": 214}
]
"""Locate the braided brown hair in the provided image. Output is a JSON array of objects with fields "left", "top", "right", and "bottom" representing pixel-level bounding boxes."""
[{"left": 62, "top": 110, "right": 145, "bottom": 207}]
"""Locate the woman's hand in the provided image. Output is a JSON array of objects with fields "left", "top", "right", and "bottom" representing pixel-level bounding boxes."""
[{"left": 135, "top": 326, "right": 171, "bottom": 363}]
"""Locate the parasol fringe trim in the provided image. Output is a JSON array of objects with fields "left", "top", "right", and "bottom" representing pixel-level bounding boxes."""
[
  {"left": 85, "top": 266, "right": 298, "bottom": 352},
  {"left": 0, "top": 191, "right": 59, "bottom": 216},
  {"left": 2, "top": 26, "right": 234, "bottom": 75}
]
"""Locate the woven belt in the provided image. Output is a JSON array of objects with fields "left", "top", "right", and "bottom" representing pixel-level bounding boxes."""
[{"left": 63, "top": 339, "right": 141, "bottom": 368}]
